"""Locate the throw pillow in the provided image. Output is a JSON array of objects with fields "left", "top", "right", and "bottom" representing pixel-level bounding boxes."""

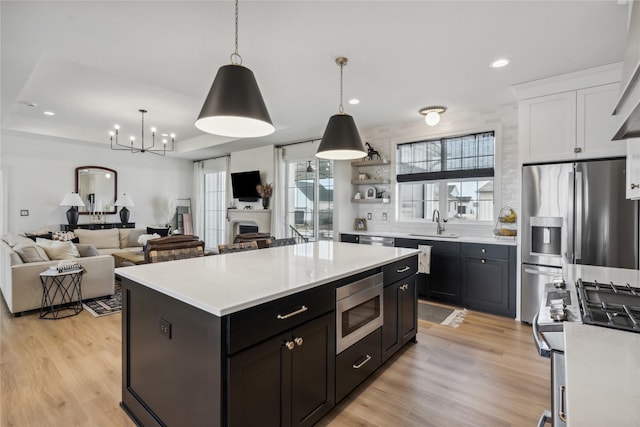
[
  {"left": 14, "top": 244, "right": 50, "bottom": 263},
  {"left": 24, "top": 231, "right": 53, "bottom": 242},
  {"left": 147, "top": 227, "right": 170, "bottom": 237},
  {"left": 52, "top": 231, "right": 79, "bottom": 243},
  {"left": 36, "top": 238, "right": 81, "bottom": 260},
  {"left": 74, "top": 228, "right": 120, "bottom": 249},
  {"left": 1, "top": 233, "right": 34, "bottom": 248}
]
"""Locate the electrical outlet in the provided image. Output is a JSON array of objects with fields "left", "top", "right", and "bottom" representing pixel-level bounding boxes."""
[
  {"left": 367, "top": 213, "right": 372, "bottom": 220},
  {"left": 382, "top": 212, "right": 388, "bottom": 221},
  {"left": 159, "top": 318, "right": 172, "bottom": 339},
  {"left": 20, "top": 210, "right": 29, "bottom": 216}
]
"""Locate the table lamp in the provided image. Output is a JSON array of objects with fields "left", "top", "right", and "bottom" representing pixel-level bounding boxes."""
[
  {"left": 114, "top": 193, "right": 135, "bottom": 224},
  {"left": 59, "top": 192, "right": 85, "bottom": 225}
]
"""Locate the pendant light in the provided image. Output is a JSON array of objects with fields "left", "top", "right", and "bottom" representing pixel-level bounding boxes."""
[
  {"left": 306, "top": 160, "right": 314, "bottom": 173},
  {"left": 195, "top": 0, "right": 274, "bottom": 138},
  {"left": 316, "top": 57, "right": 367, "bottom": 160},
  {"left": 419, "top": 106, "right": 447, "bottom": 126}
]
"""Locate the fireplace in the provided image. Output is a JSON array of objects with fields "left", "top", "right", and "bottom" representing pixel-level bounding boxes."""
[{"left": 226, "top": 209, "right": 271, "bottom": 243}]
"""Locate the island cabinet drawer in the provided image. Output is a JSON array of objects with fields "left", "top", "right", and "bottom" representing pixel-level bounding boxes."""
[
  {"left": 383, "top": 256, "right": 418, "bottom": 285},
  {"left": 335, "top": 328, "right": 381, "bottom": 402},
  {"left": 461, "top": 243, "right": 509, "bottom": 260},
  {"left": 226, "top": 285, "right": 334, "bottom": 355}
]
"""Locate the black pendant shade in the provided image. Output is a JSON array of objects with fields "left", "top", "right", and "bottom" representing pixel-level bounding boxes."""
[
  {"left": 195, "top": 64, "right": 274, "bottom": 138},
  {"left": 316, "top": 113, "right": 366, "bottom": 160}
]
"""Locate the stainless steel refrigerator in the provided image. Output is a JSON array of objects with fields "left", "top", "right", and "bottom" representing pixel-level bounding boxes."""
[{"left": 520, "top": 158, "right": 639, "bottom": 323}]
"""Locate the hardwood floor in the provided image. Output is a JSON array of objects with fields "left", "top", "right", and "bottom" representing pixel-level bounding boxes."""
[{"left": 1, "top": 299, "right": 549, "bottom": 427}]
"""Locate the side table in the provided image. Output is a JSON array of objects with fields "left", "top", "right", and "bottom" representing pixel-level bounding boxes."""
[{"left": 39, "top": 268, "right": 84, "bottom": 319}]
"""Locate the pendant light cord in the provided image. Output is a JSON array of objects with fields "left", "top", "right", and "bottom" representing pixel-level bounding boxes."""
[
  {"left": 339, "top": 61, "right": 344, "bottom": 114},
  {"left": 231, "top": 0, "right": 242, "bottom": 65}
]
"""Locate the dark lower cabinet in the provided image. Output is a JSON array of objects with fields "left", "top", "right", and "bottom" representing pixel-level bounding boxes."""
[
  {"left": 381, "top": 276, "right": 417, "bottom": 362},
  {"left": 461, "top": 245, "right": 516, "bottom": 318},
  {"left": 227, "top": 312, "right": 335, "bottom": 427},
  {"left": 339, "top": 233, "right": 359, "bottom": 243},
  {"left": 335, "top": 328, "right": 381, "bottom": 402},
  {"left": 428, "top": 252, "right": 462, "bottom": 304}
]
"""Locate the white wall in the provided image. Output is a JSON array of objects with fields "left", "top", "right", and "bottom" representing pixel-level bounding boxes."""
[
  {"left": 229, "top": 144, "right": 275, "bottom": 210},
  {"left": 352, "top": 102, "right": 519, "bottom": 237},
  {"left": 1, "top": 131, "right": 193, "bottom": 234}
]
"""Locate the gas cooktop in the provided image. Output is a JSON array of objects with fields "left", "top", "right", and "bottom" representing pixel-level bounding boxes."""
[{"left": 577, "top": 280, "right": 640, "bottom": 333}]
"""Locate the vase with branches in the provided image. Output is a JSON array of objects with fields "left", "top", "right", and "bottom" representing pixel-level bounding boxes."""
[{"left": 256, "top": 183, "right": 273, "bottom": 209}]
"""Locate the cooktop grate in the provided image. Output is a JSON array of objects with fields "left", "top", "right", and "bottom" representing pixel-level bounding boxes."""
[{"left": 577, "top": 280, "right": 640, "bottom": 333}]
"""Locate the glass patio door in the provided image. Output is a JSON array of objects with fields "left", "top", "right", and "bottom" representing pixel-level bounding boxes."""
[{"left": 285, "top": 159, "right": 333, "bottom": 242}]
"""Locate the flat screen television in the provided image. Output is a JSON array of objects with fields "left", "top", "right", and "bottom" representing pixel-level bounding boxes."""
[{"left": 231, "top": 170, "right": 261, "bottom": 201}]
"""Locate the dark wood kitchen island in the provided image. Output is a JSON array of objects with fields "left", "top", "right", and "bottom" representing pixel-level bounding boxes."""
[{"left": 116, "top": 241, "right": 419, "bottom": 427}]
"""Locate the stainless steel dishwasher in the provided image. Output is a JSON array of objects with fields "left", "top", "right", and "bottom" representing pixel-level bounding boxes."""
[{"left": 358, "top": 235, "right": 395, "bottom": 247}]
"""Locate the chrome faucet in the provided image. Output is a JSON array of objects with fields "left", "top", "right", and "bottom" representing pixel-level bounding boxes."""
[{"left": 432, "top": 209, "right": 445, "bottom": 235}]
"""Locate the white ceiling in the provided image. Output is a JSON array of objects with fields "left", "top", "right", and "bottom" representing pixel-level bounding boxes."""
[{"left": 0, "top": 1, "right": 631, "bottom": 160}]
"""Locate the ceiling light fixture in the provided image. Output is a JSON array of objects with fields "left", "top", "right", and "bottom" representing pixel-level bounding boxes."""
[
  {"left": 306, "top": 160, "right": 314, "bottom": 173},
  {"left": 491, "top": 58, "right": 509, "bottom": 68},
  {"left": 316, "top": 57, "right": 367, "bottom": 160},
  {"left": 110, "top": 109, "right": 175, "bottom": 156},
  {"left": 195, "top": 0, "right": 274, "bottom": 138},
  {"left": 348, "top": 98, "right": 360, "bottom": 105},
  {"left": 43, "top": 111, "right": 55, "bottom": 116},
  {"left": 419, "top": 106, "right": 447, "bottom": 126}
]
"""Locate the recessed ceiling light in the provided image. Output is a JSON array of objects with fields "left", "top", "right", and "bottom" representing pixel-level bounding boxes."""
[
  {"left": 491, "top": 58, "right": 510, "bottom": 68},
  {"left": 43, "top": 111, "right": 55, "bottom": 116},
  {"left": 348, "top": 98, "right": 360, "bottom": 105}
]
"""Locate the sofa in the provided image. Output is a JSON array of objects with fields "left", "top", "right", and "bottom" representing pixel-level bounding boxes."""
[
  {"left": 1, "top": 234, "right": 115, "bottom": 315},
  {"left": 73, "top": 228, "right": 147, "bottom": 255}
]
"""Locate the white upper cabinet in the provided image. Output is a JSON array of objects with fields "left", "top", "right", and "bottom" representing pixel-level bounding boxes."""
[
  {"left": 514, "top": 64, "right": 624, "bottom": 164},
  {"left": 626, "top": 139, "right": 640, "bottom": 199},
  {"left": 577, "top": 83, "right": 625, "bottom": 159}
]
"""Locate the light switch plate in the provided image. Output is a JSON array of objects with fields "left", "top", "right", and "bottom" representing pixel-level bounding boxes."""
[
  {"left": 20, "top": 210, "right": 29, "bottom": 216},
  {"left": 367, "top": 213, "right": 372, "bottom": 220},
  {"left": 382, "top": 212, "right": 387, "bottom": 220}
]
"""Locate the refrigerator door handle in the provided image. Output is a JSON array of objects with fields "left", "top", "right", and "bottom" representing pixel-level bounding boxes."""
[
  {"left": 575, "top": 171, "right": 583, "bottom": 261},
  {"left": 567, "top": 170, "right": 575, "bottom": 264}
]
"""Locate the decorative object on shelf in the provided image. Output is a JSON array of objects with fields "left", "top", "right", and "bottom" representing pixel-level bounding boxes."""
[
  {"left": 358, "top": 173, "right": 368, "bottom": 181},
  {"left": 316, "top": 57, "right": 367, "bottom": 160},
  {"left": 354, "top": 191, "right": 361, "bottom": 199},
  {"left": 114, "top": 193, "right": 135, "bottom": 224},
  {"left": 195, "top": 0, "right": 274, "bottom": 138},
  {"left": 110, "top": 109, "right": 175, "bottom": 155},
  {"left": 419, "top": 106, "right": 447, "bottom": 126},
  {"left": 59, "top": 192, "right": 85, "bottom": 225},
  {"left": 365, "top": 142, "right": 381, "bottom": 160},
  {"left": 365, "top": 187, "right": 376, "bottom": 199},
  {"left": 494, "top": 206, "right": 517, "bottom": 237},
  {"left": 256, "top": 182, "right": 273, "bottom": 209},
  {"left": 355, "top": 217, "right": 367, "bottom": 231}
]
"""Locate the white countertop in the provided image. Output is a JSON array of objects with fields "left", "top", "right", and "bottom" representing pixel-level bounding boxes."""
[
  {"left": 115, "top": 241, "right": 419, "bottom": 316},
  {"left": 564, "top": 322, "right": 640, "bottom": 427},
  {"left": 562, "top": 264, "right": 640, "bottom": 426},
  {"left": 342, "top": 230, "right": 516, "bottom": 246}
]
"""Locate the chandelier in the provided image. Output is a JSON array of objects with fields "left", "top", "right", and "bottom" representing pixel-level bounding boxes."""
[{"left": 110, "top": 109, "right": 175, "bottom": 156}]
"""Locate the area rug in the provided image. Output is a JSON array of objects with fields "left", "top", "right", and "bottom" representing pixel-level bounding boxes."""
[
  {"left": 418, "top": 300, "right": 467, "bottom": 328},
  {"left": 83, "top": 285, "right": 122, "bottom": 317}
]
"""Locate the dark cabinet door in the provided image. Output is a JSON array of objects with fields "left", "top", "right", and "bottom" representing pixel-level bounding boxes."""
[
  {"left": 340, "top": 233, "right": 359, "bottom": 243},
  {"left": 462, "top": 257, "right": 510, "bottom": 316},
  {"left": 381, "top": 276, "right": 417, "bottom": 362},
  {"left": 290, "top": 313, "right": 335, "bottom": 427},
  {"left": 381, "top": 282, "right": 400, "bottom": 362},
  {"left": 227, "top": 313, "right": 335, "bottom": 427},
  {"left": 399, "top": 276, "right": 417, "bottom": 343},
  {"left": 227, "top": 333, "right": 289, "bottom": 427},
  {"left": 428, "top": 253, "right": 462, "bottom": 304}
]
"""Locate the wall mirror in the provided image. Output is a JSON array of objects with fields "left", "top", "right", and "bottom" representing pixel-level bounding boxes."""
[{"left": 75, "top": 166, "right": 117, "bottom": 214}]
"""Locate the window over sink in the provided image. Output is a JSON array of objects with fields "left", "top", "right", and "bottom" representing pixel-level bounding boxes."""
[{"left": 396, "top": 131, "right": 495, "bottom": 222}]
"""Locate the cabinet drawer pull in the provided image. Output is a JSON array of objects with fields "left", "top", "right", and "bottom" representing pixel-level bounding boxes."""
[
  {"left": 632, "top": 183, "right": 640, "bottom": 190},
  {"left": 400, "top": 284, "right": 409, "bottom": 291},
  {"left": 396, "top": 266, "right": 411, "bottom": 273},
  {"left": 481, "top": 259, "right": 486, "bottom": 264},
  {"left": 481, "top": 248, "right": 486, "bottom": 253},
  {"left": 294, "top": 337, "right": 303, "bottom": 347},
  {"left": 352, "top": 354, "right": 372, "bottom": 369},
  {"left": 285, "top": 341, "right": 295, "bottom": 351},
  {"left": 276, "top": 305, "right": 308, "bottom": 320},
  {"left": 559, "top": 385, "right": 567, "bottom": 422}
]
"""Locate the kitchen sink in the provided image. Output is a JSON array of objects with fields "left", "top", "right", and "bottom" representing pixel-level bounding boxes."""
[{"left": 409, "top": 233, "right": 459, "bottom": 239}]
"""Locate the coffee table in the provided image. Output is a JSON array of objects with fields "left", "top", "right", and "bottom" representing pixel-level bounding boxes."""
[{"left": 113, "top": 251, "right": 146, "bottom": 267}]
